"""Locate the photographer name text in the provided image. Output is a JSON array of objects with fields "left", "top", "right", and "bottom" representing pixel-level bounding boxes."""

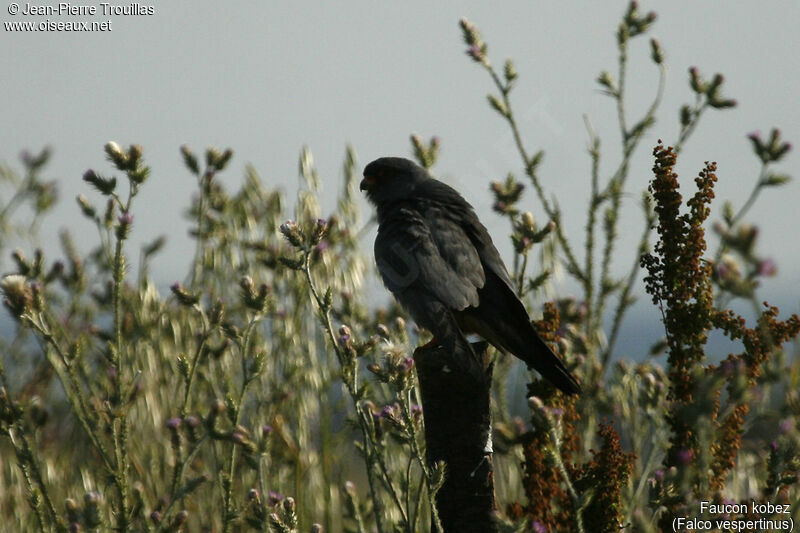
[{"left": 17, "top": 2, "right": 153, "bottom": 16}]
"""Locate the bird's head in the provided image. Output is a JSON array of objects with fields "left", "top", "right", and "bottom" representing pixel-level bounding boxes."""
[{"left": 360, "top": 157, "right": 428, "bottom": 206}]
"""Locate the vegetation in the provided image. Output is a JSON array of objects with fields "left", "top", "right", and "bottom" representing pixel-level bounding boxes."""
[{"left": 1, "top": 3, "right": 797, "bottom": 532}]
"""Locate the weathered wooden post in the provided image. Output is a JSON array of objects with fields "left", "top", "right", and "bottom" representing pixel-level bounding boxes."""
[{"left": 414, "top": 341, "right": 497, "bottom": 533}]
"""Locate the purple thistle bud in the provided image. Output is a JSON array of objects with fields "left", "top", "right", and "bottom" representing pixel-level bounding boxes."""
[
  {"left": 758, "top": 258, "right": 777, "bottom": 277},
  {"left": 268, "top": 491, "right": 284, "bottom": 505},
  {"left": 118, "top": 212, "right": 133, "bottom": 225},
  {"left": 185, "top": 415, "right": 201, "bottom": 428},
  {"left": 466, "top": 44, "right": 483, "bottom": 61},
  {"left": 262, "top": 424, "right": 273, "bottom": 436},
  {"left": 511, "top": 416, "right": 526, "bottom": 435},
  {"left": 379, "top": 405, "right": 395, "bottom": 419},
  {"left": 166, "top": 417, "right": 182, "bottom": 430},
  {"left": 779, "top": 419, "right": 793, "bottom": 434},
  {"left": 400, "top": 357, "right": 415, "bottom": 372},
  {"left": 150, "top": 511, "right": 162, "bottom": 524},
  {"left": 653, "top": 469, "right": 665, "bottom": 481},
  {"left": 311, "top": 218, "right": 328, "bottom": 245},
  {"left": 279, "top": 220, "right": 303, "bottom": 247},
  {"left": 532, "top": 520, "right": 548, "bottom": 533},
  {"left": 411, "top": 404, "right": 423, "bottom": 415},
  {"left": 528, "top": 396, "right": 544, "bottom": 411},
  {"left": 337, "top": 334, "right": 351, "bottom": 347},
  {"left": 770, "top": 441, "right": 779, "bottom": 452},
  {"left": 677, "top": 448, "right": 694, "bottom": 465}
]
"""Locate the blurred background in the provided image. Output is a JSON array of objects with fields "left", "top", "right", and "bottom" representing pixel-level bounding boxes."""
[{"left": 3, "top": 1, "right": 798, "bottom": 357}]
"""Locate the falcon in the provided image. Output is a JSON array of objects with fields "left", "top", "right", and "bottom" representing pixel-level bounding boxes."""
[{"left": 361, "top": 157, "right": 580, "bottom": 394}]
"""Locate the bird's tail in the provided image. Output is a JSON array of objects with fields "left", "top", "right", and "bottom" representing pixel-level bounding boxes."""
[
  {"left": 523, "top": 332, "right": 581, "bottom": 395},
  {"left": 457, "top": 272, "right": 582, "bottom": 395}
]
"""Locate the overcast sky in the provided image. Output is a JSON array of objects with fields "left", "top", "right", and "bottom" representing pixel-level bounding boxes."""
[{"left": 3, "top": 1, "right": 798, "bottom": 351}]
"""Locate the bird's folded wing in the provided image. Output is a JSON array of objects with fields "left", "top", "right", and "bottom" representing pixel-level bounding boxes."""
[
  {"left": 417, "top": 179, "right": 515, "bottom": 293},
  {"left": 375, "top": 208, "right": 483, "bottom": 311}
]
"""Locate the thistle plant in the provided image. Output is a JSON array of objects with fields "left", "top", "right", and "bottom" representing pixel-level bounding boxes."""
[{"left": 459, "top": 2, "right": 797, "bottom": 531}]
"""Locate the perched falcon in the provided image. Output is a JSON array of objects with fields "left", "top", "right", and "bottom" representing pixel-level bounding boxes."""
[{"left": 361, "top": 157, "right": 580, "bottom": 395}]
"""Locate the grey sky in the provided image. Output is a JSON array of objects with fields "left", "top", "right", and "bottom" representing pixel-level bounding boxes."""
[{"left": 3, "top": 1, "right": 798, "bottom": 341}]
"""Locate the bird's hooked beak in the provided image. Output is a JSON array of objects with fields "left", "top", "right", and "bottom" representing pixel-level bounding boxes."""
[{"left": 359, "top": 174, "right": 376, "bottom": 192}]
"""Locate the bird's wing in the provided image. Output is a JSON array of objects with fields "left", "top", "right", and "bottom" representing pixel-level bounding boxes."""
[
  {"left": 375, "top": 205, "right": 483, "bottom": 311},
  {"left": 416, "top": 178, "right": 515, "bottom": 292}
]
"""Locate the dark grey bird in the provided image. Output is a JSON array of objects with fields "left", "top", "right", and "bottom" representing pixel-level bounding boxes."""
[{"left": 360, "top": 157, "right": 580, "bottom": 395}]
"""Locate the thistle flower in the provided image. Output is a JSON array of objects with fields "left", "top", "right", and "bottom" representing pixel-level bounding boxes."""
[
  {"left": 82, "top": 169, "right": 117, "bottom": 195},
  {"left": 649, "top": 38, "right": 664, "bottom": 64},
  {"left": 1, "top": 274, "right": 33, "bottom": 318},
  {"left": 165, "top": 417, "right": 182, "bottom": 430},
  {"left": 532, "top": 521, "right": 548, "bottom": 533},
  {"left": 758, "top": 258, "right": 777, "bottom": 277},
  {"left": 127, "top": 144, "right": 143, "bottom": 165},
  {"left": 311, "top": 218, "right": 328, "bottom": 245},
  {"left": 399, "top": 357, "right": 414, "bottom": 372},
  {"left": 459, "top": 18, "right": 489, "bottom": 65},
  {"left": 280, "top": 220, "right": 304, "bottom": 248},
  {"left": 337, "top": 333, "right": 351, "bottom": 347},
  {"left": 491, "top": 174, "right": 524, "bottom": 215},
  {"left": 180, "top": 145, "right": 200, "bottom": 175},
  {"left": 170, "top": 282, "right": 200, "bottom": 306},
  {"left": 676, "top": 448, "right": 694, "bottom": 465},
  {"left": 105, "top": 141, "right": 128, "bottom": 170},
  {"left": 171, "top": 510, "right": 189, "bottom": 527},
  {"left": 749, "top": 128, "right": 792, "bottom": 163},
  {"left": 116, "top": 212, "right": 133, "bottom": 240},
  {"left": 527, "top": 396, "right": 544, "bottom": 411}
]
